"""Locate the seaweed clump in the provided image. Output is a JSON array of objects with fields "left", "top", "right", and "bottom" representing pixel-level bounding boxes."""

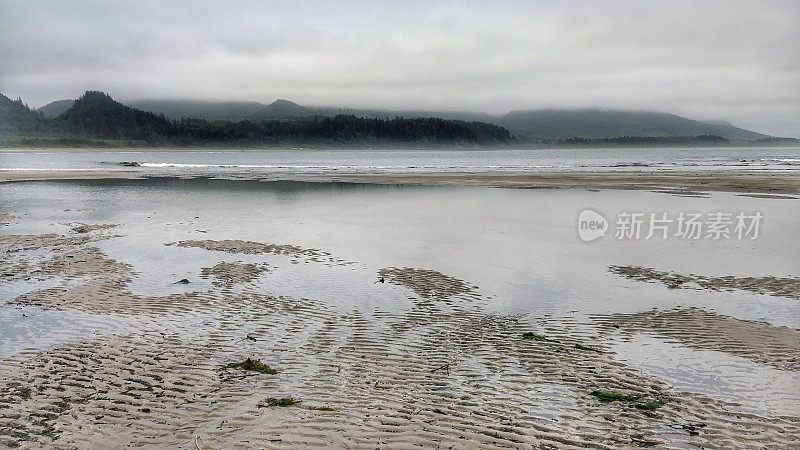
[
  {"left": 592, "top": 390, "right": 640, "bottom": 402},
  {"left": 220, "top": 358, "right": 277, "bottom": 374},
  {"left": 574, "top": 343, "right": 603, "bottom": 353},
  {"left": 261, "top": 397, "right": 301, "bottom": 407},
  {"left": 592, "top": 390, "right": 666, "bottom": 411},
  {"left": 522, "top": 332, "right": 549, "bottom": 342},
  {"left": 634, "top": 399, "right": 666, "bottom": 411}
]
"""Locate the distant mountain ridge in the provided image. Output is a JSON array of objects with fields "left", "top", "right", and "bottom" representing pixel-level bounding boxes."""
[
  {"left": 5, "top": 91, "right": 513, "bottom": 147},
  {"left": 36, "top": 99, "right": 75, "bottom": 119},
  {"left": 125, "top": 99, "right": 771, "bottom": 141},
  {"left": 497, "top": 109, "right": 768, "bottom": 141},
  {"left": 22, "top": 93, "right": 786, "bottom": 144},
  {"left": 119, "top": 98, "right": 497, "bottom": 123},
  {"left": 249, "top": 100, "right": 497, "bottom": 124}
]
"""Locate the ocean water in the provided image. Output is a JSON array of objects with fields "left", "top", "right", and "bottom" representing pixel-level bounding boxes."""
[{"left": 1, "top": 147, "right": 798, "bottom": 177}]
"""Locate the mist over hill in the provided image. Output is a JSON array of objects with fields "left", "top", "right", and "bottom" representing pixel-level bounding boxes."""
[
  {"left": 5, "top": 91, "right": 513, "bottom": 147},
  {"left": 498, "top": 109, "right": 768, "bottom": 141},
  {"left": 14, "top": 92, "right": 795, "bottom": 147},
  {"left": 119, "top": 98, "right": 498, "bottom": 123},
  {"left": 35, "top": 99, "right": 75, "bottom": 119},
  {"left": 128, "top": 99, "right": 264, "bottom": 122},
  {"left": 120, "top": 98, "right": 773, "bottom": 142}
]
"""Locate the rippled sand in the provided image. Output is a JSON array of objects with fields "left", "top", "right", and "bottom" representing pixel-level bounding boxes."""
[
  {"left": 2, "top": 220, "right": 800, "bottom": 448},
  {"left": 594, "top": 307, "right": 800, "bottom": 372},
  {"left": 609, "top": 265, "right": 800, "bottom": 300}
]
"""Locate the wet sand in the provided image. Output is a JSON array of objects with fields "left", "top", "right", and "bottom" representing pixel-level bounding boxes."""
[
  {"left": 609, "top": 265, "right": 800, "bottom": 300},
  {"left": 2, "top": 221, "right": 800, "bottom": 447},
  {"left": 594, "top": 307, "right": 800, "bottom": 372},
  {"left": 334, "top": 172, "right": 800, "bottom": 195},
  {"left": 2, "top": 169, "right": 800, "bottom": 195}
]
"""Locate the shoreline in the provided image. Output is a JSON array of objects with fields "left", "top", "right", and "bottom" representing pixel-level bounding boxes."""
[{"left": 1, "top": 169, "right": 799, "bottom": 194}]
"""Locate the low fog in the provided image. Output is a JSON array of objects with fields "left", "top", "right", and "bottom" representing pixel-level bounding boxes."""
[{"left": 1, "top": 0, "right": 798, "bottom": 136}]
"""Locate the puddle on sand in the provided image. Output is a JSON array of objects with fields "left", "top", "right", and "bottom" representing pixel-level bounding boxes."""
[
  {"left": 611, "top": 332, "right": 800, "bottom": 417},
  {"left": 0, "top": 305, "right": 132, "bottom": 360}
]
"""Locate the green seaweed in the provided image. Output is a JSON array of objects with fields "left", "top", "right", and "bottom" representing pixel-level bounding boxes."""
[
  {"left": 634, "top": 399, "right": 666, "bottom": 411},
  {"left": 574, "top": 343, "right": 603, "bottom": 352},
  {"left": 591, "top": 390, "right": 641, "bottom": 402},
  {"left": 522, "top": 332, "right": 549, "bottom": 341},
  {"left": 263, "top": 397, "right": 301, "bottom": 407},
  {"left": 592, "top": 390, "right": 665, "bottom": 411},
  {"left": 220, "top": 358, "right": 277, "bottom": 374}
]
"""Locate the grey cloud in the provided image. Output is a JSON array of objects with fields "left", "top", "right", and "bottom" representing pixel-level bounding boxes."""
[{"left": 1, "top": 0, "right": 798, "bottom": 136}]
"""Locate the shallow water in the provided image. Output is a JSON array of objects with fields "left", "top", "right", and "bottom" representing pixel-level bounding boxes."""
[
  {"left": 1, "top": 177, "right": 799, "bottom": 427},
  {"left": 4, "top": 178, "right": 797, "bottom": 316},
  {"left": 612, "top": 333, "right": 800, "bottom": 416}
]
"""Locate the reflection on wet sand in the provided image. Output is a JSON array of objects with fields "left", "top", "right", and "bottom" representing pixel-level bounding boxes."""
[
  {"left": 1, "top": 225, "right": 799, "bottom": 447},
  {"left": 1, "top": 177, "right": 799, "bottom": 448},
  {"left": 168, "top": 239, "right": 355, "bottom": 267},
  {"left": 594, "top": 307, "right": 800, "bottom": 371}
]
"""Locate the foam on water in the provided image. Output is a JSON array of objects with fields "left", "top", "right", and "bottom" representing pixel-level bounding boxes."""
[{"left": 2, "top": 147, "right": 799, "bottom": 176}]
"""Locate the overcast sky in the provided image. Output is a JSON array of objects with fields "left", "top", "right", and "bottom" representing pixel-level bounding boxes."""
[{"left": 1, "top": 0, "right": 798, "bottom": 136}]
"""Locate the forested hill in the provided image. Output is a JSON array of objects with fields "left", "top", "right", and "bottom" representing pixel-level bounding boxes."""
[
  {"left": 498, "top": 109, "right": 768, "bottom": 141},
  {"left": 112, "top": 99, "right": 770, "bottom": 141},
  {"left": 120, "top": 98, "right": 497, "bottom": 123},
  {"left": 58, "top": 91, "right": 174, "bottom": 140},
  {"left": 10, "top": 91, "right": 793, "bottom": 147},
  {"left": 2, "top": 91, "right": 513, "bottom": 147},
  {"left": 0, "top": 93, "right": 48, "bottom": 135},
  {"left": 35, "top": 99, "right": 75, "bottom": 119}
]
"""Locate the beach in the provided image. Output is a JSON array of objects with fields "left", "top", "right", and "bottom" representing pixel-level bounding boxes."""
[
  {"left": 5, "top": 0, "right": 800, "bottom": 446},
  {"left": 1, "top": 149, "right": 800, "bottom": 448}
]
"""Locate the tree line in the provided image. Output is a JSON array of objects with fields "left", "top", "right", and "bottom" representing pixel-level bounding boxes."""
[
  {"left": 43, "top": 91, "right": 515, "bottom": 146},
  {"left": 556, "top": 135, "right": 730, "bottom": 147}
]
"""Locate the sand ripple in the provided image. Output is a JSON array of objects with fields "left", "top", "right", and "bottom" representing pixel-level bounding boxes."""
[
  {"left": 1, "top": 232, "right": 799, "bottom": 448},
  {"left": 378, "top": 267, "right": 481, "bottom": 302},
  {"left": 594, "top": 307, "right": 800, "bottom": 372},
  {"left": 200, "top": 261, "right": 271, "bottom": 286},
  {"left": 610, "top": 265, "right": 800, "bottom": 300}
]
